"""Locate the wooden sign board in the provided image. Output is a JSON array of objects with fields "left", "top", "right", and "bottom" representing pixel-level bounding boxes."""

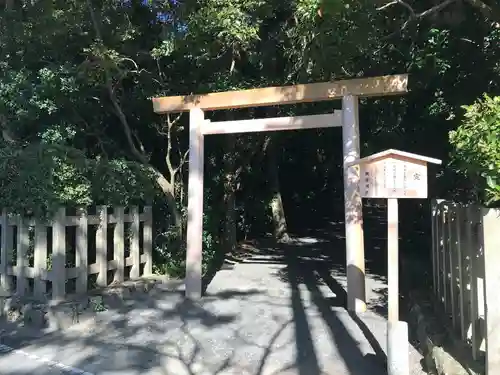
[
  {"left": 348, "top": 149, "right": 442, "bottom": 200},
  {"left": 360, "top": 157, "right": 428, "bottom": 199}
]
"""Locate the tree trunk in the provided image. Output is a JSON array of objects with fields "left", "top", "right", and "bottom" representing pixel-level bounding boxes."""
[
  {"left": 152, "top": 168, "right": 183, "bottom": 234},
  {"left": 222, "top": 134, "right": 237, "bottom": 254},
  {"left": 266, "top": 135, "right": 291, "bottom": 243}
]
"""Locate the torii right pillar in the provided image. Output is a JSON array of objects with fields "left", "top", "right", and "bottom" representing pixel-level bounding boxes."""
[{"left": 342, "top": 95, "right": 366, "bottom": 313}]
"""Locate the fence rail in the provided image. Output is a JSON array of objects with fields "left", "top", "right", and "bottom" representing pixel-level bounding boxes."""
[
  {"left": 431, "top": 199, "right": 500, "bottom": 374},
  {"left": 0, "top": 206, "right": 153, "bottom": 300}
]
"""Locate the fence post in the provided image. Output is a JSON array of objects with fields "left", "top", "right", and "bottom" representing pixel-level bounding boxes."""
[
  {"left": 481, "top": 207, "right": 500, "bottom": 375},
  {"left": 143, "top": 206, "right": 153, "bottom": 276},
  {"left": 448, "top": 205, "right": 458, "bottom": 328},
  {"left": 34, "top": 221, "right": 47, "bottom": 299},
  {"left": 76, "top": 207, "right": 88, "bottom": 294},
  {"left": 442, "top": 204, "right": 449, "bottom": 312},
  {"left": 114, "top": 207, "right": 125, "bottom": 283},
  {"left": 431, "top": 200, "right": 438, "bottom": 295},
  {"left": 130, "top": 206, "right": 140, "bottom": 279},
  {"left": 96, "top": 206, "right": 108, "bottom": 287},
  {"left": 466, "top": 205, "right": 480, "bottom": 360},
  {"left": 455, "top": 205, "right": 467, "bottom": 341},
  {"left": 16, "top": 216, "right": 29, "bottom": 296},
  {"left": 436, "top": 200, "right": 444, "bottom": 305},
  {"left": 0, "top": 210, "right": 12, "bottom": 293},
  {"left": 52, "top": 208, "right": 66, "bottom": 300}
]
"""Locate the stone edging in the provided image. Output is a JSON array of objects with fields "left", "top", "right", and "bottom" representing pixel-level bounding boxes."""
[
  {"left": 408, "top": 298, "right": 479, "bottom": 375},
  {"left": 0, "top": 276, "right": 184, "bottom": 331}
]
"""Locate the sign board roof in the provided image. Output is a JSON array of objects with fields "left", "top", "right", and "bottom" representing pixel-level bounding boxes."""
[{"left": 346, "top": 149, "right": 442, "bottom": 168}]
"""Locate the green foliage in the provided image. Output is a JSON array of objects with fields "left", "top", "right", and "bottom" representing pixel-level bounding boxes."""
[
  {"left": 153, "top": 209, "right": 219, "bottom": 279},
  {"left": 184, "top": 0, "right": 268, "bottom": 57},
  {"left": 90, "top": 158, "right": 158, "bottom": 206},
  {"left": 295, "top": 0, "right": 322, "bottom": 21},
  {"left": 0, "top": 142, "right": 88, "bottom": 218},
  {"left": 450, "top": 95, "right": 500, "bottom": 204},
  {"left": 0, "top": 1, "right": 163, "bottom": 215},
  {"left": 295, "top": 0, "right": 344, "bottom": 20},
  {"left": 0, "top": 141, "right": 158, "bottom": 218}
]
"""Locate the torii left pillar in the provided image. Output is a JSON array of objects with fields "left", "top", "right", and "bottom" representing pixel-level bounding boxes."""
[{"left": 185, "top": 108, "right": 205, "bottom": 299}]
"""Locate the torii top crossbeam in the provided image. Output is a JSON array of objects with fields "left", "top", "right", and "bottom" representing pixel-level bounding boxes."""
[{"left": 152, "top": 74, "right": 408, "bottom": 113}]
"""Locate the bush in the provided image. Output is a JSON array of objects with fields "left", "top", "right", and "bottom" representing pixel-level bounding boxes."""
[
  {"left": 153, "top": 207, "right": 219, "bottom": 279},
  {"left": 449, "top": 94, "right": 500, "bottom": 205}
]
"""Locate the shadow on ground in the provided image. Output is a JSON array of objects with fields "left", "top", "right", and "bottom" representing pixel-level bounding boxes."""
[
  {"left": 0, "top": 287, "right": 262, "bottom": 375},
  {"left": 270, "top": 239, "right": 388, "bottom": 373},
  {"left": 0, "top": 231, "right": 422, "bottom": 375}
]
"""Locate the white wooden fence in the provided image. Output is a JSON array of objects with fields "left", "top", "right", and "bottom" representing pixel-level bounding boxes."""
[
  {"left": 0, "top": 206, "right": 153, "bottom": 300},
  {"left": 431, "top": 199, "right": 500, "bottom": 374}
]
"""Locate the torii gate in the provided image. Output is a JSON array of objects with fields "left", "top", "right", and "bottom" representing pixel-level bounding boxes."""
[{"left": 152, "top": 74, "right": 408, "bottom": 313}]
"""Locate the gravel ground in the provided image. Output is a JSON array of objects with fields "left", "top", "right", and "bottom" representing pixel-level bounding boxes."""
[{"left": 0, "top": 237, "right": 426, "bottom": 375}]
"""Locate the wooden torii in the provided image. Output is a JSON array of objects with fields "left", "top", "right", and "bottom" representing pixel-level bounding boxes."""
[{"left": 152, "top": 74, "right": 408, "bottom": 313}]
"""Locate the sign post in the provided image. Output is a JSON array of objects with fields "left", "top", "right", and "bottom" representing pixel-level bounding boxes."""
[{"left": 347, "top": 149, "right": 441, "bottom": 375}]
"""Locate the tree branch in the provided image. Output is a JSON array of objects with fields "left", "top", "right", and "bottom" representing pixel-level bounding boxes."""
[
  {"left": 85, "top": 0, "right": 182, "bottom": 229},
  {"left": 377, "top": 0, "right": 415, "bottom": 16},
  {"left": 165, "top": 115, "right": 177, "bottom": 184},
  {"left": 419, "top": 0, "right": 458, "bottom": 18},
  {"left": 379, "top": 0, "right": 457, "bottom": 39},
  {"left": 379, "top": 0, "right": 500, "bottom": 38},
  {"left": 465, "top": 0, "right": 500, "bottom": 22},
  {"left": 86, "top": 1, "right": 140, "bottom": 157}
]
